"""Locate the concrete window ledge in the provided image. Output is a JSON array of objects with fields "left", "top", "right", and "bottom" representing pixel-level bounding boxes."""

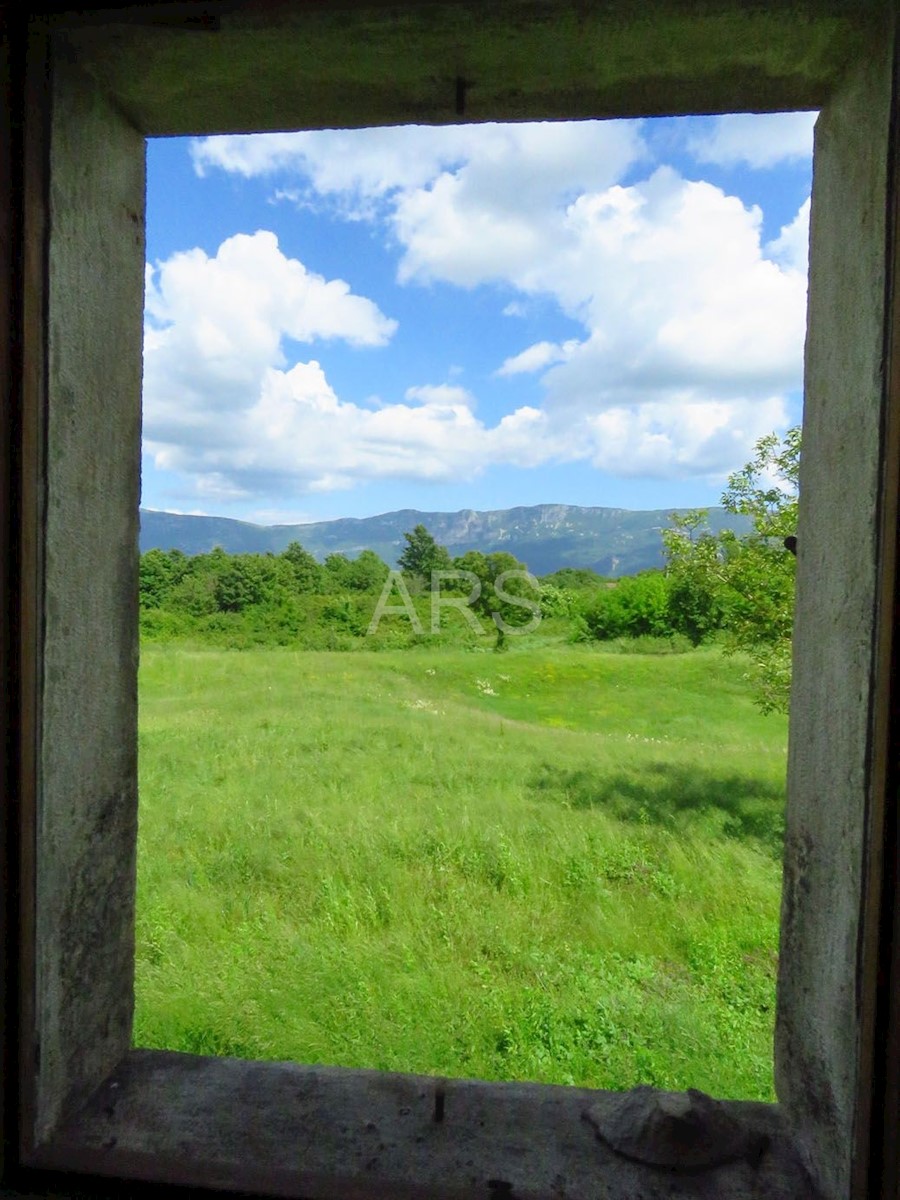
[{"left": 28, "top": 1051, "right": 817, "bottom": 1199}]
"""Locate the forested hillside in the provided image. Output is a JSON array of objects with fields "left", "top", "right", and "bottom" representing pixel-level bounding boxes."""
[{"left": 140, "top": 503, "right": 751, "bottom": 576}]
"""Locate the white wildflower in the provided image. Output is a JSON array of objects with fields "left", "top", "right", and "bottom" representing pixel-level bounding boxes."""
[
  {"left": 402, "top": 698, "right": 443, "bottom": 715},
  {"left": 475, "top": 678, "right": 498, "bottom": 696}
]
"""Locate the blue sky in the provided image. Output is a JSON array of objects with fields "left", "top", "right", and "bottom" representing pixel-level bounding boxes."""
[{"left": 142, "top": 112, "right": 814, "bottom": 525}]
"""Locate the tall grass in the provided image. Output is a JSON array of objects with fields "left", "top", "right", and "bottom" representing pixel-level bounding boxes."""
[{"left": 135, "top": 641, "right": 786, "bottom": 1100}]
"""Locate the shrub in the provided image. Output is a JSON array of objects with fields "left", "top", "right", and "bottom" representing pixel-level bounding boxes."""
[{"left": 583, "top": 572, "right": 672, "bottom": 640}]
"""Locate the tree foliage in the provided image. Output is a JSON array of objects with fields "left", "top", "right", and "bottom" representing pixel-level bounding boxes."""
[
  {"left": 135, "top": 457, "right": 799, "bottom": 692},
  {"left": 452, "top": 549, "right": 539, "bottom": 648},
  {"left": 397, "top": 523, "right": 452, "bottom": 584},
  {"left": 581, "top": 572, "right": 671, "bottom": 641},
  {"left": 662, "top": 427, "right": 799, "bottom": 712},
  {"left": 158, "top": 544, "right": 387, "bottom": 610},
  {"left": 282, "top": 541, "right": 323, "bottom": 592}
]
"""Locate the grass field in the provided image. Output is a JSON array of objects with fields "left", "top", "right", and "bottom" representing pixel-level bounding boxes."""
[{"left": 135, "top": 639, "right": 787, "bottom": 1100}]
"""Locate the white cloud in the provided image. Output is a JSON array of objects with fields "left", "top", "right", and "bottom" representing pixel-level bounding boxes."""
[
  {"left": 151, "top": 358, "right": 564, "bottom": 500},
  {"left": 194, "top": 120, "right": 648, "bottom": 200},
  {"left": 392, "top": 122, "right": 645, "bottom": 288},
  {"left": 146, "top": 230, "right": 395, "bottom": 351},
  {"left": 155, "top": 123, "right": 810, "bottom": 500},
  {"left": 496, "top": 340, "right": 578, "bottom": 376},
  {"left": 584, "top": 396, "right": 788, "bottom": 478},
  {"left": 766, "top": 197, "right": 811, "bottom": 275},
  {"left": 144, "top": 231, "right": 414, "bottom": 498},
  {"left": 143, "top": 230, "right": 565, "bottom": 499},
  {"left": 404, "top": 383, "right": 477, "bottom": 410},
  {"left": 391, "top": 161, "right": 805, "bottom": 480},
  {"left": 192, "top": 127, "right": 477, "bottom": 193},
  {"left": 194, "top": 120, "right": 647, "bottom": 220},
  {"left": 399, "top": 164, "right": 805, "bottom": 400},
  {"left": 686, "top": 111, "right": 817, "bottom": 169},
  {"left": 142, "top": 505, "right": 211, "bottom": 517}
]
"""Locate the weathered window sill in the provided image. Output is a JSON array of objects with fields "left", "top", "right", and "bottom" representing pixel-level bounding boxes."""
[{"left": 29, "top": 1051, "right": 818, "bottom": 1199}]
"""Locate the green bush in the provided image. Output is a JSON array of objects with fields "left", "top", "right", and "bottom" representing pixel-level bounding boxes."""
[
  {"left": 583, "top": 572, "right": 672, "bottom": 640},
  {"left": 139, "top": 607, "right": 195, "bottom": 641}
]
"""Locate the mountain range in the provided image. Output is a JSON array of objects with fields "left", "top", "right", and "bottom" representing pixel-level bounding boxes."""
[{"left": 140, "top": 503, "right": 752, "bottom": 578}]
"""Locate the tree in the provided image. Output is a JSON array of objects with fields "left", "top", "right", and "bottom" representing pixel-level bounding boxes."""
[
  {"left": 139, "top": 547, "right": 188, "bottom": 609},
  {"left": 663, "top": 427, "right": 799, "bottom": 712},
  {"left": 661, "top": 513, "right": 728, "bottom": 646},
  {"left": 168, "top": 571, "right": 217, "bottom": 617},
  {"left": 322, "top": 552, "right": 355, "bottom": 592},
  {"left": 452, "top": 549, "right": 540, "bottom": 649},
  {"left": 723, "top": 426, "right": 800, "bottom": 539},
  {"left": 212, "top": 553, "right": 272, "bottom": 613},
  {"left": 397, "top": 524, "right": 452, "bottom": 585},
  {"left": 715, "top": 429, "right": 798, "bottom": 712},
  {"left": 280, "top": 541, "right": 323, "bottom": 593},
  {"left": 345, "top": 549, "right": 390, "bottom": 593}
]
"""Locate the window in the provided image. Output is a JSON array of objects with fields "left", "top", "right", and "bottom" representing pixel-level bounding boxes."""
[
  {"left": 3, "top": 6, "right": 898, "bottom": 1199},
  {"left": 135, "top": 115, "right": 802, "bottom": 1099}
]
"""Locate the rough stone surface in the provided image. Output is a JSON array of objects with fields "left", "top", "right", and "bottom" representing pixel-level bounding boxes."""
[
  {"left": 36, "top": 57, "right": 144, "bottom": 1146},
  {"left": 33, "top": 1051, "right": 819, "bottom": 1199},
  {"left": 584, "top": 1086, "right": 765, "bottom": 1169},
  {"left": 59, "top": 0, "right": 868, "bottom": 136},
  {"left": 774, "top": 16, "right": 894, "bottom": 1200}
]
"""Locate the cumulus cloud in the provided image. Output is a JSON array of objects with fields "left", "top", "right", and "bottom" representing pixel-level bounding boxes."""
[
  {"left": 194, "top": 120, "right": 646, "bottom": 221},
  {"left": 391, "top": 123, "right": 647, "bottom": 289},
  {"left": 404, "top": 383, "right": 477, "bottom": 409},
  {"left": 144, "top": 231, "right": 413, "bottom": 498},
  {"left": 145, "top": 230, "right": 395, "bottom": 364},
  {"left": 143, "top": 229, "right": 567, "bottom": 500},
  {"left": 392, "top": 160, "right": 806, "bottom": 478},
  {"left": 192, "top": 127, "right": 477, "bottom": 192},
  {"left": 496, "top": 340, "right": 579, "bottom": 376},
  {"left": 149, "top": 357, "right": 564, "bottom": 502},
  {"left": 765, "top": 197, "right": 811, "bottom": 275},
  {"left": 584, "top": 396, "right": 788, "bottom": 477},
  {"left": 156, "top": 121, "right": 811, "bottom": 500},
  {"left": 399, "top": 163, "right": 806, "bottom": 396},
  {"left": 686, "top": 111, "right": 817, "bottom": 169}
]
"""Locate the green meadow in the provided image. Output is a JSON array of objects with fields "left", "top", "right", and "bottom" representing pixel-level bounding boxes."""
[{"left": 135, "top": 639, "right": 786, "bottom": 1101}]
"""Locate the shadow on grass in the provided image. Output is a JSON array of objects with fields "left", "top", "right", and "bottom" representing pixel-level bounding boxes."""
[{"left": 529, "top": 762, "right": 786, "bottom": 857}]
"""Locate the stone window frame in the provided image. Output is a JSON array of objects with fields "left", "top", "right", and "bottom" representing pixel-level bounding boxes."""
[{"left": 2, "top": 4, "right": 899, "bottom": 1199}]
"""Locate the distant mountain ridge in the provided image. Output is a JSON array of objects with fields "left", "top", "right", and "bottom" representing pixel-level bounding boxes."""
[{"left": 139, "top": 503, "right": 751, "bottom": 578}]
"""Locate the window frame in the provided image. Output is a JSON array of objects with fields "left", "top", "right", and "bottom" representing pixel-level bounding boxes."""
[{"left": 2, "top": 5, "right": 899, "bottom": 1198}]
